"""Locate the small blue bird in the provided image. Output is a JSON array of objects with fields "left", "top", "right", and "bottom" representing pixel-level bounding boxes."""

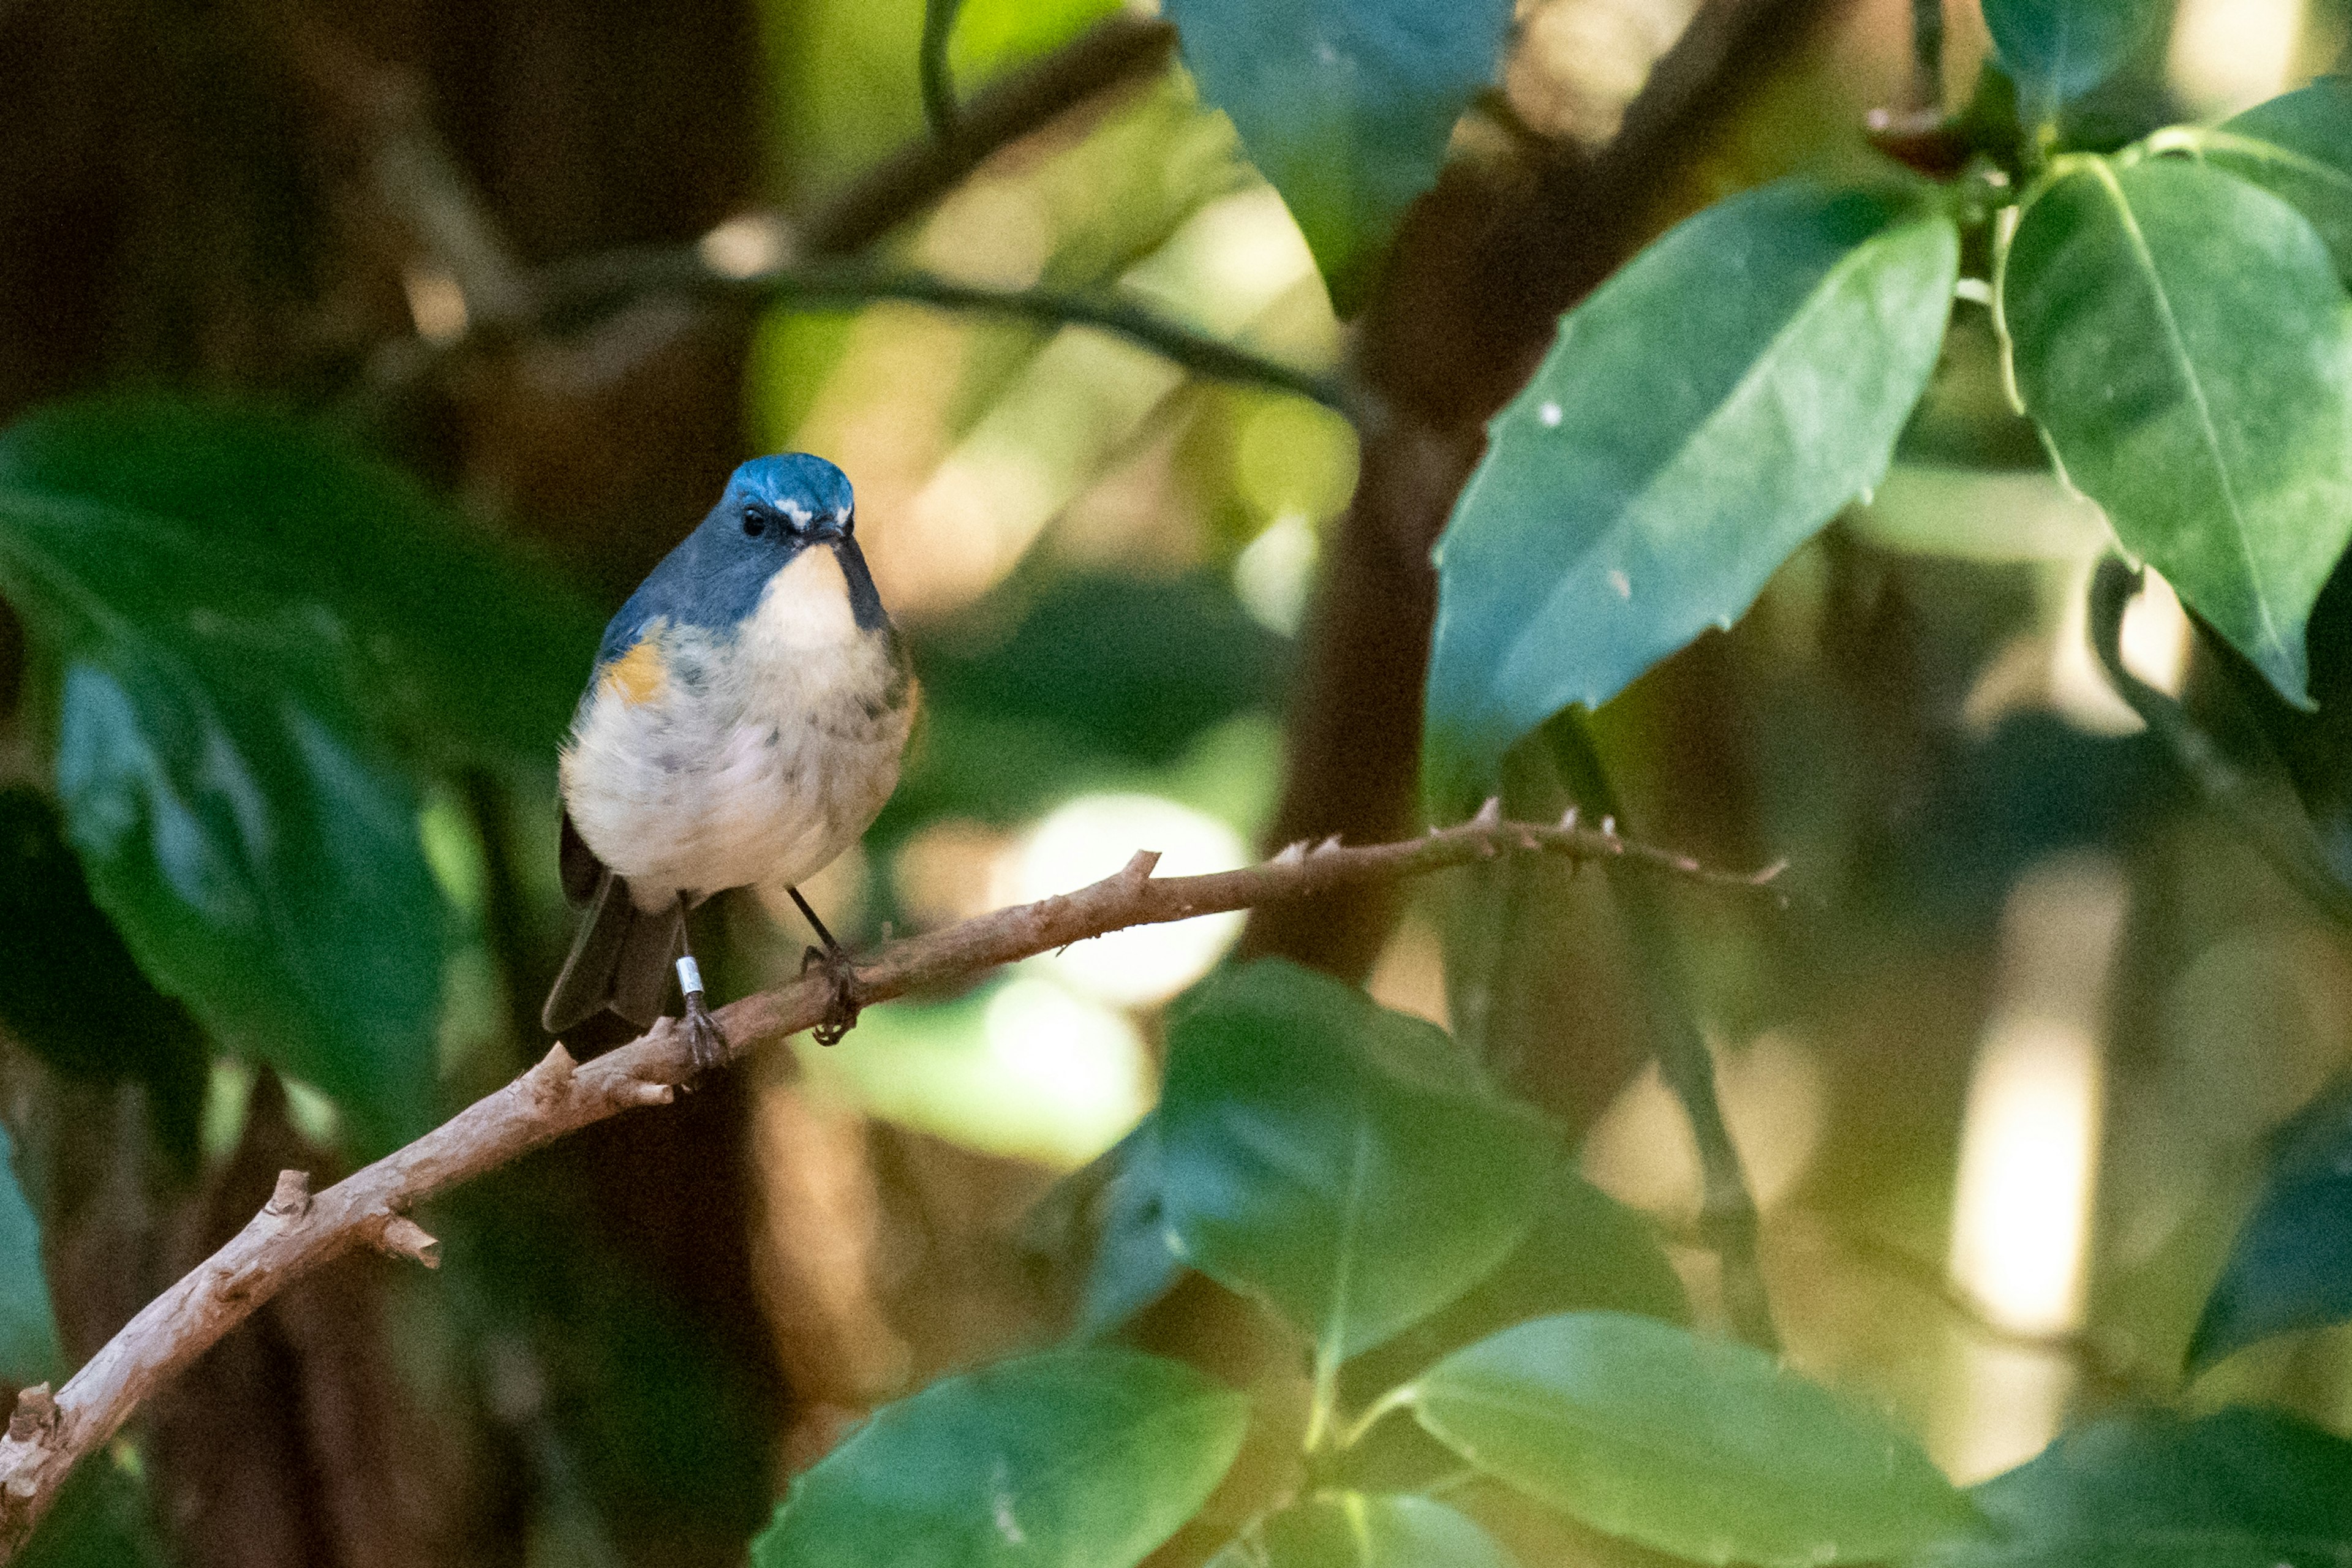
[{"left": 541, "top": 454, "right": 914, "bottom": 1068}]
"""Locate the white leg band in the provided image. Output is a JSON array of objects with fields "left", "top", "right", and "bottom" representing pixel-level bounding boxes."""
[{"left": 677, "top": 956, "right": 704, "bottom": 997}]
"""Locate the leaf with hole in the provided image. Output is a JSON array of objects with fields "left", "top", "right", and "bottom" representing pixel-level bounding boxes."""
[
  {"left": 1999, "top": 157, "right": 2352, "bottom": 708},
  {"left": 1406, "top": 1312, "right": 1981, "bottom": 1566},
  {"left": 1207, "top": 1493, "right": 1518, "bottom": 1568},
  {"left": 748, "top": 1348, "right": 1249, "bottom": 1568},
  {"left": 1158, "top": 960, "right": 1556, "bottom": 1368},
  {"left": 1424, "top": 179, "right": 1957, "bottom": 805},
  {"left": 1163, "top": 0, "right": 1512, "bottom": 314}
]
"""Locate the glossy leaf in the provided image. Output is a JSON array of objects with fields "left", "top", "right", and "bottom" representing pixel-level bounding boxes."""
[
  {"left": 1423, "top": 181, "right": 1958, "bottom": 805},
  {"left": 1163, "top": 0, "right": 1511, "bottom": 313},
  {"left": 1408, "top": 1312, "right": 1981, "bottom": 1566},
  {"left": 2000, "top": 157, "right": 2352, "bottom": 708},
  {"left": 1158, "top": 960, "right": 1556, "bottom": 1365},
  {"left": 1341, "top": 1168, "right": 1686, "bottom": 1406},
  {"left": 0, "top": 398, "right": 598, "bottom": 764},
  {"left": 1071, "top": 1119, "right": 1188, "bottom": 1341},
  {"left": 0, "top": 401, "right": 534, "bottom": 1149},
  {"left": 2193, "top": 80, "right": 2352, "bottom": 284},
  {"left": 1208, "top": 1493, "right": 1518, "bottom": 1568},
  {"left": 2188, "top": 1075, "right": 2352, "bottom": 1370},
  {"left": 1928, "top": 1406, "right": 2352, "bottom": 1568},
  {"left": 749, "top": 1348, "right": 1249, "bottom": 1568},
  {"left": 0, "top": 1123, "right": 61, "bottom": 1387},
  {"left": 1981, "top": 0, "right": 2161, "bottom": 113}
]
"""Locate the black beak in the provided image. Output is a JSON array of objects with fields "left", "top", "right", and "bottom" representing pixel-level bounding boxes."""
[{"left": 832, "top": 530, "right": 889, "bottom": 631}]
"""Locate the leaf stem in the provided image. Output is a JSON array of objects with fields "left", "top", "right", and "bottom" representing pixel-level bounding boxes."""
[
  {"left": 1545, "top": 716, "right": 1779, "bottom": 1351},
  {"left": 920, "top": 0, "right": 963, "bottom": 146},
  {"left": 1334, "top": 1382, "right": 1415, "bottom": 1450}
]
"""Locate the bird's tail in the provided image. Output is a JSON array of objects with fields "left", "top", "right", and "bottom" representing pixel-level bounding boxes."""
[{"left": 541, "top": 866, "right": 684, "bottom": 1037}]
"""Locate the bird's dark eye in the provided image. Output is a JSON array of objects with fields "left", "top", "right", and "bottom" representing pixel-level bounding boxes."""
[{"left": 741, "top": 508, "right": 767, "bottom": 538}]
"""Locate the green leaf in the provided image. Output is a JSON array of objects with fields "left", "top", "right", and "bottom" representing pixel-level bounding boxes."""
[
  {"left": 1406, "top": 1312, "right": 1982, "bottom": 1566},
  {"left": 1923, "top": 1406, "right": 2352, "bottom": 1568},
  {"left": 1999, "top": 157, "right": 2352, "bottom": 708},
  {"left": 1981, "top": 0, "right": 2161, "bottom": 115},
  {"left": 1208, "top": 1493, "right": 1518, "bottom": 1568},
  {"left": 0, "top": 398, "right": 582, "bottom": 1149},
  {"left": 1340, "top": 1168, "right": 1686, "bottom": 1408},
  {"left": 2187, "top": 80, "right": 2352, "bottom": 285},
  {"left": 1424, "top": 180, "right": 1958, "bottom": 805},
  {"left": 0, "top": 788, "right": 209, "bottom": 1164},
  {"left": 0, "top": 1122, "right": 62, "bottom": 1387},
  {"left": 2185, "top": 1076, "right": 2352, "bottom": 1371},
  {"left": 0, "top": 397, "right": 598, "bottom": 766},
  {"left": 749, "top": 1348, "right": 1249, "bottom": 1568},
  {"left": 1163, "top": 0, "right": 1512, "bottom": 314},
  {"left": 1158, "top": 960, "right": 1556, "bottom": 1366},
  {"left": 15, "top": 1452, "right": 172, "bottom": 1568}
]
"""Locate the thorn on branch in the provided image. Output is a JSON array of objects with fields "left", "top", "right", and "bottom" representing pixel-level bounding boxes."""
[
  {"left": 611, "top": 1077, "right": 676, "bottom": 1109},
  {"left": 377, "top": 1215, "right": 440, "bottom": 1268},
  {"left": 1313, "top": 834, "right": 1342, "bottom": 855},
  {"left": 1273, "top": 839, "right": 1309, "bottom": 865},
  {"left": 1472, "top": 797, "right": 1502, "bottom": 827},
  {"left": 265, "top": 1169, "right": 313, "bottom": 1219},
  {"left": 524, "top": 1042, "right": 578, "bottom": 1105},
  {"left": 1121, "top": 849, "right": 1163, "bottom": 883},
  {"left": 7, "top": 1385, "right": 57, "bottom": 1446}
]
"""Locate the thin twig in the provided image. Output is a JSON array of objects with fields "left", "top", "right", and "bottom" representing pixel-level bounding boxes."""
[
  {"left": 919, "top": 0, "right": 964, "bottom": 147},
  {"left": 0, "top": 813, "right": 1776, "bottom": 1555},
  {"left": 531, "top": 254, "right": 1348, "bottom": 412},
  {"left": 1547, "top": 718, "right": 1779, "bottom": 1352}
]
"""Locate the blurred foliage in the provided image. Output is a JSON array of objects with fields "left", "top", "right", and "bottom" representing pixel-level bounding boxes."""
[{"left": 10, "top": 0, "right": 2352, "bottom": 1565}]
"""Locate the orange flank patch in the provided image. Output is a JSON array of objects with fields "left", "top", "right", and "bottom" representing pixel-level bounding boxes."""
[{"left": 601, "top": 639, "right": 666, "bottom": 704}]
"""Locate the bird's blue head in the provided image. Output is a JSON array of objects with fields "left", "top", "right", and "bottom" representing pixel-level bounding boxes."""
[
  {"left": 599, "top": 453, "right": 886, "bottom": 662},
  {"left": 724, "top": 453, "right": 856, "bottom": 535}
]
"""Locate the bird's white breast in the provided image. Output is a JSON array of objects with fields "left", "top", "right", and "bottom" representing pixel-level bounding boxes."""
[{"left": 559, "top": 546, "right": 913, "bottom": 910}]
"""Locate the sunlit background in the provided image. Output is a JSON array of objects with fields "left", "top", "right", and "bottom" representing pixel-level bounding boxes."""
[{"left": 9, "top": 0, "right": 2352, "bottom": 1557}]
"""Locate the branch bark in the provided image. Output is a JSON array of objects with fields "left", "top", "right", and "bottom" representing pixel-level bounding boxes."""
[{"left": 0, "top": 813, "right": 1771, "bottom": 1558}]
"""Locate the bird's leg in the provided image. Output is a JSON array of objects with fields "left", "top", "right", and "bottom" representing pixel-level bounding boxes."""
[
  {"left": 674, "top": 897, "right": 728, "bottom": 1074},
  {"left": 789, "top": 886, "right": 861, "bottom": 1047}
]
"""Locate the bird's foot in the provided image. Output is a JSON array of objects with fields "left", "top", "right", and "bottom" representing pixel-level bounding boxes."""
[
  {"left": 801, "top": 943, "right": 862, "bottom": 1047},
  {"left": 683, "top": 989, "right": 729, "bottom": 1077}
]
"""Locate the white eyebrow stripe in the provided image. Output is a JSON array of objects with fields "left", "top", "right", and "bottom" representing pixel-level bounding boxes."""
[{"left": 775, "top": 497, "right": 813, "bottom": 524}]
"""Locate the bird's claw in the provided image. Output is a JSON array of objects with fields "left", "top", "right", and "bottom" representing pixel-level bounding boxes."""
[
  {"left": 801, "top": 944, "right": 862, "bottom": 1047},
  {"left": 683, "top": 990, "right": 729, "bottom": 1077}
]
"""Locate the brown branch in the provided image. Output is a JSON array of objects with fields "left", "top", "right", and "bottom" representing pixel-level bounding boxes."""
[{"left": 0, "top": 813, "right": 1773, "bottom": 1556}]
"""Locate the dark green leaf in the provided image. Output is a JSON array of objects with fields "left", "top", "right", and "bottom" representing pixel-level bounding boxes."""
[
  {"left": 1209, "top": 1493, "right": 1518, "bottom": 1568},
  {"left": 1163, "top": 0, "right": 1511, "bottom": 313},
  {"left": 750, "top": 1348, "right": 1249, "bottom": 1568},
  {"left": 15, "top": 1453, "right": 171, "bottom": 1568},
  {"left": 1158, "top": 960, "right": 1556, "bottom": 1365},
  {"left": 2188, "top": 1076, "right": 2352, "bottom": 1370},
  {"left": 1999, "top": 157, "right": 2352, "bottom": 708},
  {"left": 1408, "top": 1312, "right": 1981, "bottom": 1566},
  {"left": 2190, "top": 80, "right": 2352, "bottom": 284},
  {"left": 1423, "top": 181, "right": 1957, "bottom": 805},
  {"left": 1341, "top": 1168, "right": 1686, "bottom": 1407},
  {"left": 0, "top": 396, "right": 598, "bottom": 763},
  {"left": 0, "top": 400, "right": 530, "bottom": 1148},
  {"left": 0, "top": 787, "right": 209, "bottom": 1163},
  {"left": 1071, "top": 1119, "right": 1188, "bottom": 1341},
  {"left": 0, "top": 1122, "right": 61, "bottom": 1387},
  {"left": 1923, "top": 1406, "right": 2352, "bottom": 1568},
  {"left": 1981, "top": 0, "right": 2162, "bottom": 114}
]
